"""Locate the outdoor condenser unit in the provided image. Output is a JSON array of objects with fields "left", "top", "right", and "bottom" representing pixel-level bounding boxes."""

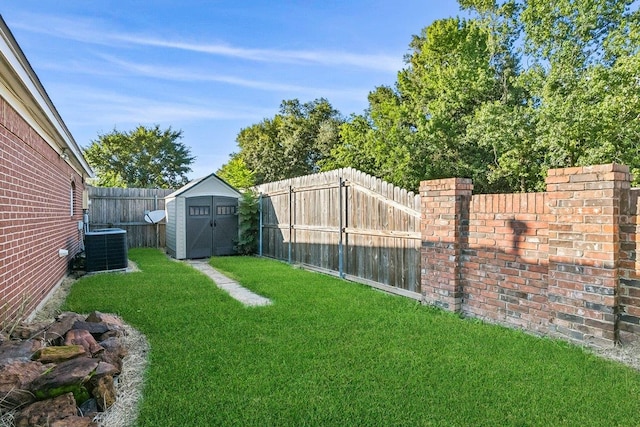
[{"left": 85, "top": 228, "right": 128, "bottom": 272}]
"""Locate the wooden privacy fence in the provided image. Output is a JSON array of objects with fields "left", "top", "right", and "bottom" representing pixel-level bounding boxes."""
[
  {"left": 87, "top": 186, "right": 174, "bottom": 248},
  {"left": 256, "top": 168, "right": 422, "bottom": 298}
]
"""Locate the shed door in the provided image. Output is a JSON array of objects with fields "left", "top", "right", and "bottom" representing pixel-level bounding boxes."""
[
  {"left": 213, "top": 197, "right": 238, "bottom": 256},
  {"left": 186, "top": 196, "right": 214, "bottom": 259},
  {"left": 186, "top": 196, "right": 238, "bottom": 258}
]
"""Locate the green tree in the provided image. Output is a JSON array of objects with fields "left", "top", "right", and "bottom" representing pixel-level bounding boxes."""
[
  {"left": 233, "top": 98, "right": 343, "bottom": 184},
  {"left": 403, "top": 16, "right": 524, "bottom": 192},
  {"left": 216, "top": 154, "right": 255, "bottom": 191},
  {"left": 329, "top": 17, "right": 518, "bottom": 192},
  {"left": 461, "top": 0, "right": 640, "bottom": 188},
  {"left": 521, "top": 0, "right": 640, "bottom": 177},
  {"left": 84, "top": 125, "right": 194, "bottom": 188},
  {"left": 227, "top": 0, "right": 640, "bottom": 193},
  {"left": 467, "top": 101, "right": 545, "bottom": 192},
  {"left": 322, "top": 86, "right": 416, "bottom": 189}
]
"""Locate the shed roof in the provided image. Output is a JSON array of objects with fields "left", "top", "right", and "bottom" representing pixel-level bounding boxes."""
[{"left": 166, "top": 172, "right": 240, "bottom": 199}]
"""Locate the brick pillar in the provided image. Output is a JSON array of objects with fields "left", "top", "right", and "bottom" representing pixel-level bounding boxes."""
[
  {"left": 546, "top": 164, "right": 631, "bottom": 347},
  {"left": 420, "top": 178, "right": 473, "bottom": 312}
]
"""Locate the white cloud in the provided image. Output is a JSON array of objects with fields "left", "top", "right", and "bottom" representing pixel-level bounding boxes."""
[
  {"left": 9, "top": 13, "right": 402, "bottom": 72},
  {"left": 98, "top": 55, "right": 369, "bottom": 99},
  {"left": 49, "top": 85, "right": 269, "bottom": 126},
  {"left": 113, "top": 34, "right": 402, "bottom": 72}
]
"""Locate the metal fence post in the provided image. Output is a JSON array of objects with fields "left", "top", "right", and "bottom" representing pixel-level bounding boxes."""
[
  {"left": 338, "top": 177, "right": 345, "bottom": 278},
  {"left": 258, "top": 192, "right": 263, "bottom": 257},
  {"left": 288, "top": 185, "right": 293, "bottom": 264}
]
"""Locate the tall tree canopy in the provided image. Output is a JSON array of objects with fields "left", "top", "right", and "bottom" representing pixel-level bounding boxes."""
[
  {"left": 233, "top": 98, "right": 343, "bottom": 184},
  {"left": 223, "top": 0, "right": 640, "bottom": 193},
  {"left": 327, "top": 16, "right": 520, "bottom": 192},
  {"left": 321, "top": 86, "right": 415, "bottom": 188},
  {"left": 328, "top": 0, "right": 640, "bottom": 192},
  {"left": 84, "top": 125, "right": 194, "bottom": 189},
  {"left": 463, "top": 0, "right": 640, "bottom": 190}
]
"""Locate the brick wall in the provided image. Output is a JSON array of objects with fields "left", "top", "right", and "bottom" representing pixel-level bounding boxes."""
[
  {"left": 620, "top": 188, "right": 640, "bottom": 339},
  {"left": 420, "top": 178, "right": 472, "bottom": 311},
  {"left": 463, "top": 192, "right": 550, "bottom": 334},
  {"left": 0, "top": 96, "right": 85, "bottom": 326},
  {"left": 420, "top": 164, "right": 640, "bottom": 347}
]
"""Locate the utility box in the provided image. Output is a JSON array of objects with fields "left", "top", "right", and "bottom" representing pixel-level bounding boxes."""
[{"left": 85, "top": 228, "right": 128, "bottom": 272}]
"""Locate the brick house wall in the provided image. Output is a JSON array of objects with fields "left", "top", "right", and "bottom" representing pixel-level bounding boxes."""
[
  {"left": 0, "top": 17, "right": 92, "bottom": 326},
  {"left": 421, "top": 164, "right": 639, "bottom": 347},
  {"left": 0, "top": 97, "right": 86, "bottom": 325}
]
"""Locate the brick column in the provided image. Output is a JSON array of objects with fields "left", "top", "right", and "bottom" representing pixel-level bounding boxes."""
[
  {"left": 546, "top": 164, "right": 630, "bottom": 347},
  {"left": 420, "top": 178, "right": 473, "bottom": 312}
]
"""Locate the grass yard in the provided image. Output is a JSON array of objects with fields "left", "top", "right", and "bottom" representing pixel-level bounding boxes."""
[{"left": 64, "top": 248, "right": 640, "bottom": 426}]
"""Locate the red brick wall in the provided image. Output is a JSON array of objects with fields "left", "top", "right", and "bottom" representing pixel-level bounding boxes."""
[
  {"left": 463, "top": 193, "right": 551, "bottom": 334},
  {"left": 420, "top": 178, "right": 473, "bottom": 311},
  {"left": 545, "top": 165, "right": 627, "bottom": 346},
  {"left": 0, "top": 96, "right": 85, "bottom": 325},
  {"left": 620, "top": 188, "right": 640, "bottom": 339},
  {"left": 420, "top": 164, "right": 640, "bottom": 347}
]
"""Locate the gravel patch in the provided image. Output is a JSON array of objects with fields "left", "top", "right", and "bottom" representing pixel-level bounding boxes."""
[{"left": 590, "top": 339, "right": 640, "bottom": 369}]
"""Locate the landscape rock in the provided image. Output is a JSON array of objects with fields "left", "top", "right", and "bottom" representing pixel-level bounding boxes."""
[
  {"left": 99, "top": 329, "right": 124, "bottom": 340},
  {"left": 46, "top": 312, "right": 85, "bottom": 344},
  {"left": 29, "top": 351, "right": 99, "bottom": 403},
  {"left": 0, "top": 361, "right": 50, "bottom": 409},
  {"left": 94, "top": 361, "right": 119, "bottom": 378},
  {"left": 10, "top": 321, "right": 50, "bottom": 340},
  {"left": 86, "top": 311, "right": 126, "bottom": 340},
  {"left": 86, "top": 311, "right": 125, "bottom": 330},
  {"left": 0, "top": 339, "right": 42, "bottom": 362},
  {"left": 89, "top": 375, "right": 117, "bottom": 411},
  {"left": 15, "top": 392, "right": 77, "bottom": 427},
  {"left": 33, "top": 344, "right": 87, "bottom": 363},
  {"left": 98, "top": 336, "right": 127, "bottom": 372},
  {"left": 78, "top": 397, "right": 98, "bottom": 418},
  {"left": 51, "top": 415, "right": 99, "bottom": 427},
  {"left": 0, "top": 312, "right": 130, "bottom": 424},
  {"left": 65, "top": 328, "right": 104, "bottom": 356},
  {"left": 73, "top": 320, "right": 111, "bottom": 336}
]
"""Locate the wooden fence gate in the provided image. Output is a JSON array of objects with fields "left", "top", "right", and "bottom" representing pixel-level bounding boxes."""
[{"left": 256, "top": 168, "right": 422, "bottom": 298}]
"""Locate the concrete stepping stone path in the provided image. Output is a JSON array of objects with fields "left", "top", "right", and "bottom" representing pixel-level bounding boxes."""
[{"left": 185, "top": 260, "right": 272, "bottom": 307}]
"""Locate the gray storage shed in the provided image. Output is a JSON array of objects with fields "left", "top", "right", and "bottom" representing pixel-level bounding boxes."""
[{"left": 165, "top": 173, "right": 241, "bottom": 259}]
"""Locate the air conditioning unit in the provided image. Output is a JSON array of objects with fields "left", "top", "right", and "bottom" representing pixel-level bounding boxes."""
[{"left": 85, "top": 228, "right": 128, "bottom": 272}]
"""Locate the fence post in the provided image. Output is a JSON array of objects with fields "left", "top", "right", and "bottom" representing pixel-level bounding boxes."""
[
  {"left": 420, "top": 178, "right": 473, "bottom": 312},
  {"left": 288, "top": 185, "right": 293, "bottom": 264},
  {"left": 344, "top": 179, "right": 349, "bottom": 278},
  {"left": 338, "top": 177, "right": 345, "bottom": 278},
  {"left": 154, "top": 194, "right": 159, "bottom": 248},
  {"left": 546, "top": 163, "right": 630, "bottom": 346},
  {"left": 258, "top": 192, "right": 263, "bottom": 257}
]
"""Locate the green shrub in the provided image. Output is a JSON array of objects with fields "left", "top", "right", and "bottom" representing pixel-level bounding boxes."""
[{"left": 235, "top": 190, "right": 259, "bottom": 254}]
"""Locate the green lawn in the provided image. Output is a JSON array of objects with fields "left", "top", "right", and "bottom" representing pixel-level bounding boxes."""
[{"left": 64, "top": 248, "right": 640, "bottom": 426}]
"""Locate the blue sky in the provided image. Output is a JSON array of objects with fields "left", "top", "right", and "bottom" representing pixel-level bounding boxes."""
[{"left": 2, "top": 1, "right": 463, "bottom": 179}]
